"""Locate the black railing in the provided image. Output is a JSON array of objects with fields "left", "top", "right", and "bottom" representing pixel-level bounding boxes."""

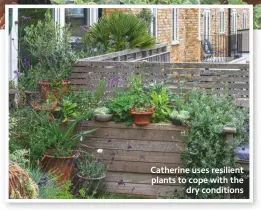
[
  {"left": 237, "top": 29, "right": 249, "bottom": 53},
  {"left": 201, "top": 30, "right": 249, "bottom": 63}
]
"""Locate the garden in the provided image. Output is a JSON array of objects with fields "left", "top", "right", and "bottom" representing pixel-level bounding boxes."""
[{"left": 9, "top": 10, "right": 249, "bottom": 199}]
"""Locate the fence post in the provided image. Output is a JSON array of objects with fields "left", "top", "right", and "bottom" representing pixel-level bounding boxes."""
[{"left": 222, "top": 126, "right": 237, "bottom": 199}]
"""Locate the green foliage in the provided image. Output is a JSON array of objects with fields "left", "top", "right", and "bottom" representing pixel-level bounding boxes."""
[
  {"left": 150, "top": 88, "right": 172, "bottom": 122},
  {"left": 55, "top": 98, "right": 80, "bottom": 122},
  {"left": 41, "top": 180, "right": 73, "bottom": 199},
  {"left": 181, "top": 89, "right": 248, "bottom": 199},
  {"left": 106, "top": 91, "right": 135, "bottom": 124},
  {"left": 254, "top": 5, "right": 261, "bottom": 29},
  {"left": 40, "top": 120, "right": 97, "bottom": 157},
  {"left": 9, "top": 107, "right": 50, "bottom": 160},
  {"left": 169, "top": 110, "right": 190, "bottom": 122},
  {"left": 132, "top": 93, "right": 152, "bottom": 112},
  {"left": 64, "top": 81, "right": 105, "bottom": 120},
  {"left": 9, "top": 149, "right": 29, "bottom": 169},
  {"left": 83, "top": 12, "right": 156, "bottom": 54},
  {"left": 78, "top": 160, "right": 105, "bottom": 179},
  {"left": 136, "top": 8, "right": 153, "bottom": 28},
  {"left": 94, "top": 107, "right": 111, "bottom": 115},
  {"left": 23, "top": 11, "right": 79, "bottom": 82}
]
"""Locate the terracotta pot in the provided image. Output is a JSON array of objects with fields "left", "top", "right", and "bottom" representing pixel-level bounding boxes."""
[
  {"left": 31, "top": 101, "right": 59, "bottom": 121},
  {"left": 41, "top": 149, "right": 78, "bottom": 184},
  {"left": 130, "top": 105, "right": 155, "bottom": 125},
  {"left": 38, "top": 80, "right": 71, "bottom": 101},
  {"left": 76, "top": 173, "right": 106, "bottom": 195}
]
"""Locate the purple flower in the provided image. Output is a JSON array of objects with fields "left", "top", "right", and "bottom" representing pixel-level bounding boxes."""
[
  {"left": 21, "top": 16, "right": 31, "bottom": 21},
  {"left": 117, "top": 179, "right": 125, "bottom": 185},
  {"left": 14, "top": 70, "right": 21, "bottom": 78},
  {"left": 14, "top": 21, "right": 18, "bottom": 24},
  {"left": 80, "top": 25, "right": 89, "bottom": 32},
  {"left": 127, "top": 144, "right": 132, "bottom": 150}
]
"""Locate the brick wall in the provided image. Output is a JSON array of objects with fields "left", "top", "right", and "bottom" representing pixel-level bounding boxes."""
[{"left": 102, "top": 8, "right": 249, "bottom": 63}]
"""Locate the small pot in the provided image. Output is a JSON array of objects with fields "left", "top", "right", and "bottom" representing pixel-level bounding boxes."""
[
  {"left": 38, "top": 80, "right": 71, "bottom": 101},
  {"left": 76, "top": 173, "right": 106, "bottom": 195},
  {"left": 94, "top": 114, "right": 113, "bottom": 122},
  {"left": 9, "top": 89, "right": 18, "bottom": 109},
  {"left": 41, "top": 149, "right": 79, "bottom": 185},
  {"left": 25, "top": 90, "right": 38, "bottom": 106},
  {"left": 130, "top": 105, "right": 155, "bottom": 125}
]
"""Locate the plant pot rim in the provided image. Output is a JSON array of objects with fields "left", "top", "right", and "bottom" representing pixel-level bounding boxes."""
[
  {"left": 77, "top": 172, "right": 106, "bottom": 180},
  {"left": 25, "top": 90, "right": 38, "bottom": 94},
  {"left": 43, "top": 149, "right": 80, "bottom": 159},
  {"left": 130, "top": 105, "right": 155, "bottom": 115},
  {"left": 31, "top": 100, "right": 59, "bottom": 111},
  {"left": 38, "top": 80, "right": 71, "bottom": 84},
  {"left": 9, "top": 89, "right": 18, "bottom": 94}
]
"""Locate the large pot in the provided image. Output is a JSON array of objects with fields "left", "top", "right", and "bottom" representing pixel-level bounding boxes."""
[
  {"left": 41, "top": 150, "right": 78, "bottom": 184},
  {"left": 76, "top": 173, "right": 106, "bottom": 195},
  {"left": 38, "top": 80, "right": 71, "bottom": 101},
  {"left": 130, "top": 105, "right": 155, "bottom": 125}
]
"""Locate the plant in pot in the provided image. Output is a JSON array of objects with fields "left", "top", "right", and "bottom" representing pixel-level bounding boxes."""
[
  {"left": 93, "top": 107, "right": 112, "bottom": 122},
  {"left": 130, "top": 93, "right": 155, "bottom": 125},
  {"left": 76, "top": 150, "right": 106, "bottom": 195},
  {"left": 23, "top": 11, "right": 79, "bottom": 101},
  {"left": 40, "top": 120, "right": 97, "bottom": 184},
  {"left": 169, "top": 110, "right": 190, "bottom": 126},
  {"left": 31, "top": 93, "right": 59, "bottom": 121},
  {"left": 9, "top": 80, "right": 18, "bottom": 109},
  {"left": 54, "top": 96, "right": 80, "bottom": 122}
]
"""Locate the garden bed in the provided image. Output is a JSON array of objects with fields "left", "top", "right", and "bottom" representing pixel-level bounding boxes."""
[{"left": 77, "top": 121, "right": 186, "bottom": 197}]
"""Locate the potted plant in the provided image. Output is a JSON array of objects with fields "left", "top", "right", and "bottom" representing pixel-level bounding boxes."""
[
  {"left": 40, "top": 120, "right": 97, "bottom": 183},
  {"left": 76, "top": 150, "right": 106, "bottom": 195},
  {"left": 31, "top": 93, "right": 59, "bottom": 121},
  {"left": 94, "top": 107, "right": 112, "bottom": 122},
  {"left": 9, "top": 80, "right": 18, "bottom": 109},
  {"left": 130, "top": 93, "right": 155, "bottom": 125},
  {"left": 169, "top": 110, "right": 190, "bottom": 125},
  {"left": 23, "top": 11, "right": 78, "bottom": 101}
]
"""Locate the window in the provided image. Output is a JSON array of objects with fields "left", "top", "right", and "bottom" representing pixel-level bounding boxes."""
[
  {"left": 172, "top": 8, "right": 178, "bottom": 44},
  {"left": 231, "top": 9, "right": 237, "bottom": 34},
  {"left": 65, "top": 8, "right": 98, "bottom": 39},
  {"left": 204, "top": 9, "right": 211, "bottom": 40},
  {"left": 220, "top": 9, "right": 225, "bottom": 34},
  {"left": 150, "top": 8, "right": 157, "bottom": 37},
  {"left": 242, "top": 12, "right": 247, "bottom": 29}
]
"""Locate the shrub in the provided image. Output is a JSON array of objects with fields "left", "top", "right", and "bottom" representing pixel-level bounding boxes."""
[
  {"left": 83, "top": 12, "right": 156, "bottom": 54},
  {"left": 181, "top": 89, "right": 248, "bottom": 199}
]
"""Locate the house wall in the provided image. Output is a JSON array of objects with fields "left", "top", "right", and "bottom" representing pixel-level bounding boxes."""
[{"left": 103, "top": 8, "right": 249, "bottom": 62}]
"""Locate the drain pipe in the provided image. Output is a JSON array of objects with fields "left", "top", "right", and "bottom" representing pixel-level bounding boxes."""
[{"left": 228, "top": 8, "right": 231, "bottom": 57}]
